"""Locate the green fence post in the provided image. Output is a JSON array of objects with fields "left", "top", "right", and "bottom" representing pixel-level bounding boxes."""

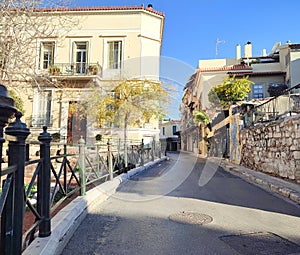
[
  {"left": 78, "top": 136, "right": 86, "bottom": 196},
  {"left": 140, "top": 139, "right": 144, "bottom": 166},
  {"left": 96, "top": 144, "right": 100, "bottom": 176},
  {"left": 107, "top": 139, "right": 113, "bottom": 180},
  {"left": 159, "top": 141, "right": 162, "bottom": 159},
  {"left": 151, "top": 137, "right": 155, "bottom": 162},
  {"left": 124, "top": 139, "right": 128, "bottom": 168}
]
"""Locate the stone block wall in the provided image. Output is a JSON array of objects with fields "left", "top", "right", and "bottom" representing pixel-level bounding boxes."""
[{"left": 240, "top": 115, "right": 300, "bottom": 182}]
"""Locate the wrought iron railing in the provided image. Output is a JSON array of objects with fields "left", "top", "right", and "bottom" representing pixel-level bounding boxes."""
[
  {"left": 41, "top": 63, "right": 102, "bottom": 77},
  {"left": 0, "top": 86, "right": 163, "bottom": 254},
  {"left": 31, "top": 115, "right": 53, "bottom": 128}
]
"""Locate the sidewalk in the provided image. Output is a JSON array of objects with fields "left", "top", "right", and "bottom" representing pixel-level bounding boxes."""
[
  {"left": 23, "top": 157, "right": 167, "bottom": 255},
  {"left": 210, "top": 157, "right": 300, "bottom": 205}
]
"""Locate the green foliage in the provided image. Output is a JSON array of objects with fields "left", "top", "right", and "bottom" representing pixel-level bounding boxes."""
[
  {"left": 51, "top": 132, "right": 60, "bottom": 142},
  {"left": 49, "top": 65, "right": 60, "bottom": 74},
  {"left": 95, "top": 134, "right": 102, "bottom": 141},
  {"left": 208, "top": 75, "right": 253, "bottom": 108},
  {"left": 84, "top": 79, "right": 167, "bottom": 134},
  {"left": 24, "top": 183, "right": 37, "bottom": 199},
  {"left": 193, "top": 109, "right": 210, "bottom": 125},
  {"left": 8, "top": 90, "right": 24, "bottom": 114}
]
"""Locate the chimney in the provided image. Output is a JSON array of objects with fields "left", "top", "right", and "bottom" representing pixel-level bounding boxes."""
[
  {"left": 147, "top": 4, "right": 153, "bottom": 10},
  {"left": 244, "top": 41, "right": 252, "bottom": 58},
  {"left": 236, "top": 44, "right": 241, "bottom": 59},
  {"left": 262, "top": 49, "right": 267, "bottom": 56}
]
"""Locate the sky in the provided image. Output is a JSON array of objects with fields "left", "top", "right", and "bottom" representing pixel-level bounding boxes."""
[
  {"left": 73, "top": 0, "right": 300, "bottom": 68},
  {"left": 72, "top": 0, "right": 300, "bottom": 118}
]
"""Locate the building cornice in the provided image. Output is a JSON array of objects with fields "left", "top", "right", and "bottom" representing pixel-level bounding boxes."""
[{"left": 33, "top": 5, "right": 165, "bottom": 18}]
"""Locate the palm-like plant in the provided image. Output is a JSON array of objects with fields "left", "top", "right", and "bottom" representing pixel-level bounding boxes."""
[{"left": 193, "top": 109, "right": 210, "bottom": 126}]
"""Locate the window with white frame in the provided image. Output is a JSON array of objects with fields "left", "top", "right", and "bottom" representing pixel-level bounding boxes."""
[
  {"left": 40, "top": 42, "right": 55, "bottom": 70},
  {"left": 252, "top": 84, "right": 264, "bottom": 99},
  {"left": 32, "top": 90, "right": 52, "bottom": 127},
  {"left": 72, "top": 41, "right": 89, "bottom": 74},
  {"left": 107, "top": 41, "right": 122, "bottom": 69}
]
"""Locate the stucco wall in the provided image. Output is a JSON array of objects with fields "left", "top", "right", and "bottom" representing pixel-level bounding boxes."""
[{"left": 240, "top": 115, "right": 300, "bottom": 181}]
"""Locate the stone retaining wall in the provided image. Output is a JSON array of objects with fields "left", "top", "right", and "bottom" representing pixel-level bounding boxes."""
[{"left": 240, "top": 115, "right": 300, "bottom": 182}]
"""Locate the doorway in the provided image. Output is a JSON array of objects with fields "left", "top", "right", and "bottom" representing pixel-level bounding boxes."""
[{"left": 67, "top": 101, "right": 87, "bottom": 144}]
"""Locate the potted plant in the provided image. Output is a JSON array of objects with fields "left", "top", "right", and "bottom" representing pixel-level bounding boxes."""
[
  {"left": 89, "top": 65, "right": 98, "bottom": 75},
  {"left": 49, "top": 65, "right": 60, "bottom": 75}
]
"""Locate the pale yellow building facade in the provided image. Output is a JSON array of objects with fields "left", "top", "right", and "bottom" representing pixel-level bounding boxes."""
[{"left": 7, "top": 5, "right": 165, "bottom": 143}]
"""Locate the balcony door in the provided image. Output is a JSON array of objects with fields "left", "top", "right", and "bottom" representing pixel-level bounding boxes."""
[
  {"left": 72, "top": 42, "right": 88, "bottom": 74},
  {"left": 39, "top": 41, "right": 55, "bottom": 70}
]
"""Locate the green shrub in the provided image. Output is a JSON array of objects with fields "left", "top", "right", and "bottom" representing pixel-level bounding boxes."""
[
  {"left": 95, "top": 134, "right": 102, "bottom": 141},
  {"left": 51, "top": 132, "right": 60, "bottom": 142}
]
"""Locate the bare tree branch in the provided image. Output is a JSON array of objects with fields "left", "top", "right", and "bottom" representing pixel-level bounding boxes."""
[{"left": 0, "top": 0, "right": 78, "bottom": 91}]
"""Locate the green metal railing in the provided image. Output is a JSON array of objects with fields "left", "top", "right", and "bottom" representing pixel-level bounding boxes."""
[{"left": 0, "top": 115, "right": 163, "bottom": 254}]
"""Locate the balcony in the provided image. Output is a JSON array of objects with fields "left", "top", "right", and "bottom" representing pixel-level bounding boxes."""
[
  {"left": 30, "top": 115, "right": 53, "bottom": 128},
  {"left": 39, "top": 63, "right": 102, "bottom": 78}
]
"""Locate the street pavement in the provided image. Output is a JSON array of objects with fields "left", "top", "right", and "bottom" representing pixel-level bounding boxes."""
[
  {"left": 61, "top": 152, "right": 300, "bottom": 255},
  {"left": 218, "top": 157, "right": 300, "bottom": 205}
]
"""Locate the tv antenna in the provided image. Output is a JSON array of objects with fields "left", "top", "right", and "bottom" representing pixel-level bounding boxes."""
[{"left": 216, "top": 38, "right": 225, "bottom": 58}]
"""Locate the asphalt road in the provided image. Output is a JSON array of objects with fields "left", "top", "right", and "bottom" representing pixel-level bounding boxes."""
[{"left": 62, "top": 152, "right": 300, "bottom": 255}]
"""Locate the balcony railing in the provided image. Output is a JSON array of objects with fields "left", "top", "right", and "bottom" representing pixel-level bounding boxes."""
[
  {"left": 242, "top": 84, "right": 300, "bottom": 127},
  {"left": 31, "top": 115, "right": 53, "bottom": 128},
  {"left": 39, "top": 63, "right": 102, "bottom": 77}
]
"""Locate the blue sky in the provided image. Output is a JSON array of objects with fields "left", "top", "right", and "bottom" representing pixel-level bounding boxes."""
[
  {"left": 72, "top": 0, "right": 300, "bottom": 119},
  {"left": 74, "top": 0, "right": 300, "bottom": 68}
]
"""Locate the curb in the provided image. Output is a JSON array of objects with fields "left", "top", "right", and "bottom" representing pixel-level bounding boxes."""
[
  {"left": 215, "top": 158, "right": 300, "bottom": 205},
  {"left": 23, "top": 157, "right": 166, "bottom": 255}
]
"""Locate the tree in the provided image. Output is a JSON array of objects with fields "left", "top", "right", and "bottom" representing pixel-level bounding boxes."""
[
  {"left": 83, "top": 79, "right": 168, "bottom": 141},
  {"left": 79, "top": 79, "right": 167, "bottom": 167},
  {"left": 208, "top": 75, "right": 253, "bottom": 108},
  {"left": 0, "top": 0, "right": 77, "bottom": 87},
  {"left": 8, "top": 89, "right": 24, "bottom": 114}
]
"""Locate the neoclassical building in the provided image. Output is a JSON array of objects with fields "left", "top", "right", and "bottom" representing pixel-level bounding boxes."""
[
  {"left": 5, "top": 5, "right": 165, "bottom": 144},
  {"left": 180, "top": 41, "right": 300, "bottom": 154}
]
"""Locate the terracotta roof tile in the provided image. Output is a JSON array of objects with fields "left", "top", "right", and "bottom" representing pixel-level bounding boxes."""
[
  {"left": 34, "top": 5, "right": 164, "bottom": 17},
  {"left": 198, "top": 64, "right": 252, "bottom": 73},
  {"left": 228, "top": 71, "right": 286, "bottom": 77},
  {"left": 288, "top": 44, "right": 300, "bottom": 49}
]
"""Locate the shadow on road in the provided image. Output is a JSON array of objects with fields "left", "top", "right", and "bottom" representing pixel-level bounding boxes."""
[
  {"left": 116, "top": 151, "right": 300, "bottom": 218},
  {"left": 62, "top": 210, "right": 300, "bottom": 255}
]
